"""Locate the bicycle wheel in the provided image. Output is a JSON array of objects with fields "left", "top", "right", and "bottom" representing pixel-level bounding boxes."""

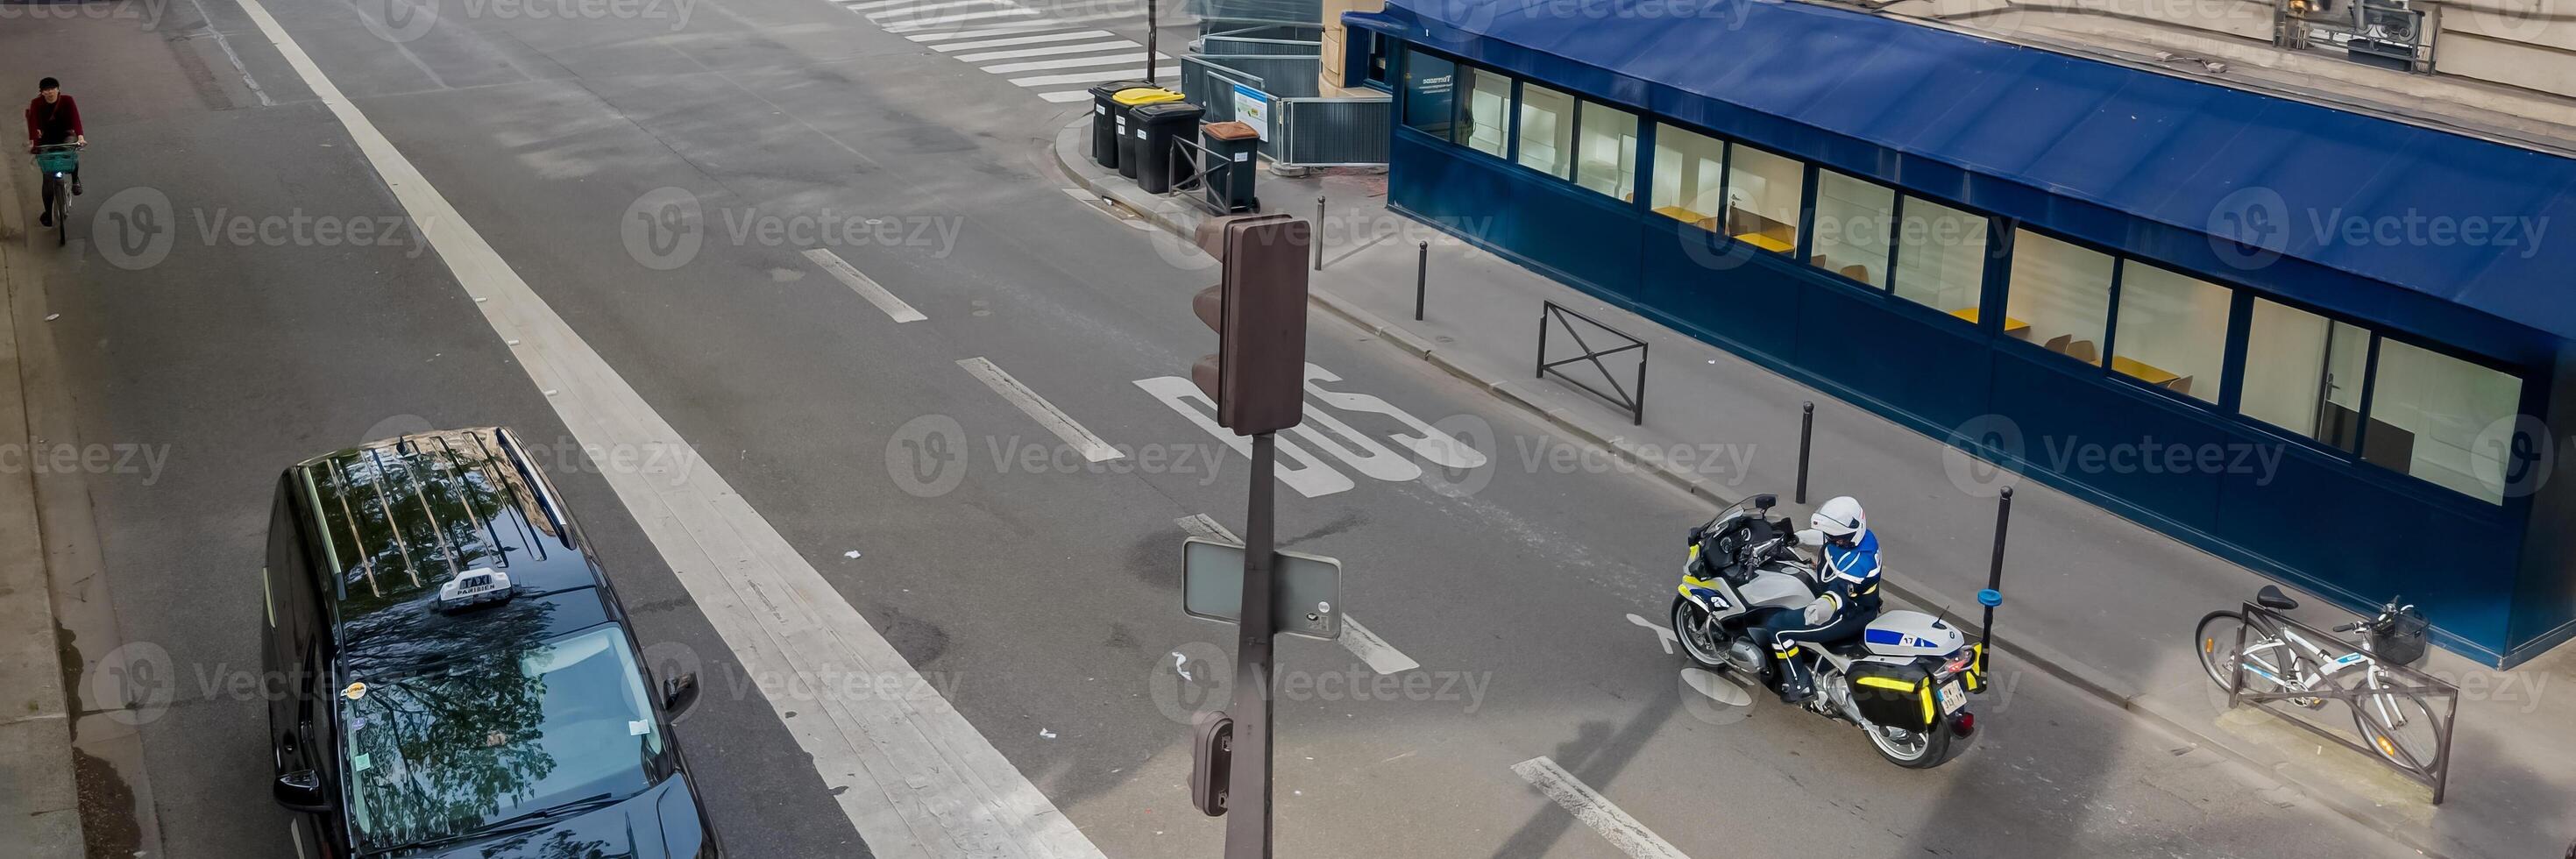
[
  {"left": 2196, "top": 611, "right": 2304, "bottom": 694},
  {"left": 2352, "top": 680, "right": 2445, "bottom": 774},
  {"left": 51, "top": 181, "right": 67, "bottom": 247}
]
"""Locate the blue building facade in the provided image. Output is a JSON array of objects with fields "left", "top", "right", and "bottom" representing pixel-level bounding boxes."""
[{"left": 1343, "top": 0, "right": 2576, "bottom": 666}]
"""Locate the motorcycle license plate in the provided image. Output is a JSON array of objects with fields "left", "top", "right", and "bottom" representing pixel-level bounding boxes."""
[{"left": 1938, "top": 679, "right": 1967, "bottom": 715}]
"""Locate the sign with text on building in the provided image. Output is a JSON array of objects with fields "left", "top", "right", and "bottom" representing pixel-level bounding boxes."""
[{"left": 1231, "top": 82, "right": 1272, "bottom": 141}]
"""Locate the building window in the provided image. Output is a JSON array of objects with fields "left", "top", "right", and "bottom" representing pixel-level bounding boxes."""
[
  {"left": 1723, "top": 145, "right": 1802, "bottom": 254},
  {"left": 1517, "top": 83, "right": 1575, "bottom": 178},
  {"left": 1649, "top": 124, "right": 1725, "bottom": 231},
  {"left": 2367, "top": 339, "right": 2523, "bottom": 503},
  {"left": 2110, "top": 264, "right": 2231, "bottom": 403},
  {"left": 1401, "top": 52, "right": 1456, "bottom": 139},
  {"left": 1458, "top": 65, "right": 1512, "bottom": 158},
  {"left": 2005, "top": 229, "right": 2114, "bottom": 365},
  {"left": 1573, "top": 101, "right": 1638, "bottom": 202},
  {"left": 1891, "top": 196, "right": 1988, "bottom": 320},
  {"left": 1810, "top": 169, "right": 1892, "bottom": 288},
  {"left": 1365, "top": 34, "right": 1390, "bottom": 88},
  {"left": 2240, "top": 298, "right": 2370, "bottom": 450}
]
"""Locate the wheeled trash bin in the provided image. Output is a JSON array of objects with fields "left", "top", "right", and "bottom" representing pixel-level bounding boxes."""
[
  {"left": 1111, "top": 87, "right": 1184, "bottom": 181},
  {"left": 1131, "top": 101, "right": 1205, "bottom": 195},
  {"left": 1088, "top": 80, "right": 1156, "bottom": 169}
]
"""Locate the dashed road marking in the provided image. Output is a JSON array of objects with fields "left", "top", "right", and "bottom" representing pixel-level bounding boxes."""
[
  {"left": 1512, "top": 756, "right": 1692, "bottom": 859},
  {"left": 803, "top": 248, "right": 926, "bottom": 323},
  {"left": 960, "top": 357, "right": 1123, "bottom": 462}
]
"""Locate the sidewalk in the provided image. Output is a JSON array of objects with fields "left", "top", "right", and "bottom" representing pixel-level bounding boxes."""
[
  {"left": 0, "top": 150, "right": 87, "bottom": 856},
  {"left": 1052, "top": 118, "right": 2574, "bottom": 859}
]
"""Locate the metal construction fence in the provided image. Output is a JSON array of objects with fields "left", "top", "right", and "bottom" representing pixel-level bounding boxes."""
[{"left": 1274, "top": 96, "right": 1389, "bottom": 167}]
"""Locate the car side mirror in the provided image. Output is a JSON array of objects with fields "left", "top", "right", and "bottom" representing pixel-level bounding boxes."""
[
  {"left": 663, "top": 672, "right": 701, "bottom": 720},
  {"left": 274, "top": 770, "right": 333, "bottom": 813}
]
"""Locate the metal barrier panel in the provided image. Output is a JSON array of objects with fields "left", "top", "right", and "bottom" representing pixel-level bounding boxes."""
[
  {"left": 1178, "top": 55, "right": 1264, "bottom": 126},
  {"left": 1189, "top": 0, "right": 1320, "bottom": 25},
  {"left": 1200, "top": 55, "right": 1319, "bottom": 97},
  {"left": 1201, "top": 36, "right": 1324, "bottom": 56},
  {"left": 1275, "top": 96, "right": 1388, "bottom": 167}
]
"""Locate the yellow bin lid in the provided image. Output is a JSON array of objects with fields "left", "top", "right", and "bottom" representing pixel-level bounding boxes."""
[{"left": 1113, "top": 88, "right": 1185, "bottom": 106}]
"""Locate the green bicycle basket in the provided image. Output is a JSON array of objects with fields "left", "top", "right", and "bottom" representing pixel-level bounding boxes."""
[{"left": 33, "top": 150, "right": 78, "bottom": 174}]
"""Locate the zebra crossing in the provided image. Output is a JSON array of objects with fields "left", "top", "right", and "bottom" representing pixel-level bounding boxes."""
[{"left": 838, "top": 0, "right": 1180, "bottom": 103}]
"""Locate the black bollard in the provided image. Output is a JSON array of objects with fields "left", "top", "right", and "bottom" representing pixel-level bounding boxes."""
[
  {"left": 1795, "top": 401, "right": 1814, "bottom": 505},
  {"left": 1313, "top": 195, "right": 1325, "bottom": 271},
  {"left": 1980, "top": 487, "right": 2012, "bottom": 671},
  {"left": 1414, "top": 241, "right": 1429, "bottom": 321}
]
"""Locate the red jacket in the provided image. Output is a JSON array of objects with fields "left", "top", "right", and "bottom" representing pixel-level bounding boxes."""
[{"left": 25, "top": 94, "right": 82, "bottom": 145}]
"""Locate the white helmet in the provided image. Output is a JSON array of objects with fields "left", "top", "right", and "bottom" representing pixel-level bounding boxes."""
[{"left": 1811, "top": 496, "right": 1866, "bottom": 538}]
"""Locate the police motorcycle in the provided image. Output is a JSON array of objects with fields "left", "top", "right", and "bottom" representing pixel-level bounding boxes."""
[{"left": 1667, "top": 493, "right": 1987, "bottom": 768}]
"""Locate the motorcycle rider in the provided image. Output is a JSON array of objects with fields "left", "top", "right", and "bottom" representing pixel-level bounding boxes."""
[{"left": 1758, "top": 495, "right": 1883, "bottom": 703}]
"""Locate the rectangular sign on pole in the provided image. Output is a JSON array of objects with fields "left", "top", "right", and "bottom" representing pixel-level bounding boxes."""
[
  {"left": 1231, "top": 82, "right": 1272, "bottom": 141},
  {"left": 1181, "top": 537, "right": 1340, "bottom": 640}
]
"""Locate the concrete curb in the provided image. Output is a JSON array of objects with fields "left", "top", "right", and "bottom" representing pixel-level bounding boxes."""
[{"left": 1052, "top": 120, "right": 2459, "bottom": 857}]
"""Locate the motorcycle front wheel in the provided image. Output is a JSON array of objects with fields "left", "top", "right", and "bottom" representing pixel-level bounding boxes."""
[
  {"left": 1865, "top": 718, "right": 1955, "bottom": 769},
  {"left": 1670, "top": 595, "right": 1729, "bottom": 671}
]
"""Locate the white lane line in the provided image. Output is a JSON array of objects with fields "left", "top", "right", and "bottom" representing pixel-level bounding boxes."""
[
  {"left": 841, "top": 0, "right": 926, "bottom": 10},
  {"left": 889, "top": 8, "right": 1040, "bottom": 30},
  {"left": 1011, "top": 68, "right": 1151, "bottom": 87},
  {"left": 228, "top": 1, "right": 1107, "bottom": 856},
  {"left": 802, "top": 248, "right": 927, "bottom": 323},
  {"left": 933, "top": 30, "right": 1117, "bottom": 52},
  {"left": 1511, "top": 757, "right": 1692, "bottom": 859},
  {"left": 959, "top": 358, "right": 1123, "bottom": 462},
  {"left": 953, "top": 39, "right": 1139, "bottom": 61},
  {"left": 983, "top": 53, "right": 1170, "bottom": 75},
  {"left": 1338, "top": 615, "right": 1420, "bottom": 674},
  {"left": 1174, "top": 514, "right": 1418, "bottom": 674},
  {"left": 868, "top": 0, "right": 1003, "bottom": 18},
  {"left": 1038, "top": 90, "right": 1094, "bottom": 103},
  {"left": 905, "top": 22, "right": 1061, "bottom": 41}
]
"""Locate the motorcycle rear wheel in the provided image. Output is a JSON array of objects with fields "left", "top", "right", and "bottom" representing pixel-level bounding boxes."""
[
  {"left": 1865, "top": 718, "right": 1955, "bottom": 769},
  {"left": 1670, "top": 595, "right": 1730, "bottom": 671}
]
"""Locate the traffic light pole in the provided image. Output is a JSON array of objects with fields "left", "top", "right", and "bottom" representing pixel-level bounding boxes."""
[{"left": 1224, "top": 431, "right": 1279, "bottom": 859}]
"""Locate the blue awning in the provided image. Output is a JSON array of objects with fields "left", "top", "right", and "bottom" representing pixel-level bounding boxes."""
[{"left": 1351, "top": 0, "right": 2576, "bottom": 344}]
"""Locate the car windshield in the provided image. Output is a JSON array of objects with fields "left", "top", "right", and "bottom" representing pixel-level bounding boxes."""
[{"left": 339, "top": 623, "right": 665, "bottom": 853}]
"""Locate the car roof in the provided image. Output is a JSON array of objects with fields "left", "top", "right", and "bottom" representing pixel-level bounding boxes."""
[{"left": 287, "top": 428, "right": 610, "bottom": 648}]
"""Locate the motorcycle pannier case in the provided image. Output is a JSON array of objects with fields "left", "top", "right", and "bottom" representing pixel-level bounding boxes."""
[{"left": 1847, "top": 661, "right": 1937, "bottom": 732}]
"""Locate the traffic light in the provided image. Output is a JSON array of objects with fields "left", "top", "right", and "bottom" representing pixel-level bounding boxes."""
[{"left": 1190, "top": 214, "right": 1310, "bottom": 435}]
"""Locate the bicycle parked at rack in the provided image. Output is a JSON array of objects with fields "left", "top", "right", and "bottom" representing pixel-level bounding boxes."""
[
  {"left": 32, "top": 142, "right": 84, "bottom": 247},
  {"left": 2196, "top": 585, "right": 2444, "bottom": 775}
]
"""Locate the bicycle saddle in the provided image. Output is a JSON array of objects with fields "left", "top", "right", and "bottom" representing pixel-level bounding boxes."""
[{"left": 2256, "top": 585, "right": 2298, "bottom": 612}]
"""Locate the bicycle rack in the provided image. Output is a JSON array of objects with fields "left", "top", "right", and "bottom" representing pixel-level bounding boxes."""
[
  {"left": 1536, "top": 301, "right": 1648, "bottom": 426},
  {"left": 2225, "top": 602, "right": 2461, "bottom": 804}
]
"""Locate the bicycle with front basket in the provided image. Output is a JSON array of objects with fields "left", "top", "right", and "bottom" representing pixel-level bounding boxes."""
[
  {"left": 2196, "top": 585, "right": 2445, "bottom": 775},
  {"left": 32, "top": 142, "right": 84, "bottom": 247}
]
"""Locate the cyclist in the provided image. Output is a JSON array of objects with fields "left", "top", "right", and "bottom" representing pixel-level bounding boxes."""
[{"left": 25, "top": 76, "right": 86, "bottom": 227}]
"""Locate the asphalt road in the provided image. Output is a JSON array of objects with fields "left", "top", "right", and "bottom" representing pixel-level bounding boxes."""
[{"left": 1, "top": 0, "right": 2434, "bottom": 856}]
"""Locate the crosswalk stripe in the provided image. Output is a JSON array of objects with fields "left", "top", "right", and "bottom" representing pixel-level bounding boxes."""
[
  {"left": 888, "top": 8, "right": 1040, "bottom": 30},
  {"left": 983, "top": 53, "right": 1169, "bottom": 74},
  {"left": 905, "top": 22, "right": 1058, "bottom": 40},
  {"left": 1038, "top": 90, "right": 1094, "bottom": 103},
  {"left": 1010, "top": 67, "right": 1149, "bottom": 86},
  {"left": 868, "top": 0, "right": 1006, "bottom": 20},
  {"left": 933, "top": 30, "right": 1116, "bottom": 52},
  {"left": 841, "top": 0, "right": 912, "bottom": 9},
  {"left": 952, "top": 39, "right": 1137, "bottom": 61}
]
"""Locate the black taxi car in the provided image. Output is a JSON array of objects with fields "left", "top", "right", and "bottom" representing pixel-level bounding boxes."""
[{"left": 261, "top": 427, "right": 720, "bottom": 858}]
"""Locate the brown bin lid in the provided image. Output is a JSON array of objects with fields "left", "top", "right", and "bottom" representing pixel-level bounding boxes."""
[{"left": 1203, "top": 121, "right": 1260, "bottom": 141}]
